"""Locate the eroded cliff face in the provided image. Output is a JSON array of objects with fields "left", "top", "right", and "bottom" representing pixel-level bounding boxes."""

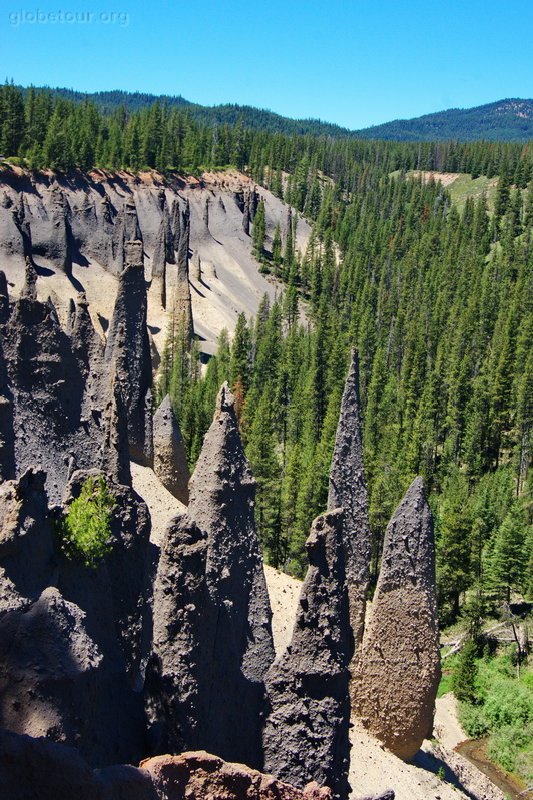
[{"left": 0, "top": 168, "right": 311, "bottom": 357}]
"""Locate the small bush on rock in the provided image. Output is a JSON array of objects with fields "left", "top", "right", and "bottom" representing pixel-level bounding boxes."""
[{"left": 58, "top": 476, "right": 115, "bottom": 568}]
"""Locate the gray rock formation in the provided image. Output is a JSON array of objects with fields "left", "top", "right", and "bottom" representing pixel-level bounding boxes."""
[
  {"left": 0, "top": 468, "right": 55, "bottom": 615},
  {"left": 0, "top": 279, "right": 15, "bottom": 480},
  {"left": 100, "top": 372, "right": 131, "bottom": 487},
  {"left": 176, "top": 200, "right": 190, "bottom": 283},
  {"left": 59, "top": 467, "right": 151, "bottom": 688},
  {"left": 171, "top": 198, "right": 181, "bottom": 252},
  {"left": 190, "top": 251, "right": 201, "bottom": 282},
  {"left": 0, "top": 192, "right": 32, "bottom": 261},
  {"left": 70, "top": 292, "right": 107, "bottom": 421},
  {"left": 263, "top": 509, "right": 353, "bottom": 800},
  {"left": 0, "top": 587, "right": 106, "bottom": 755},
  {"left": 46, "top": 183, "right": 73, "bottom": 274},
  {"left": 151, "top": 214, "right": 167, "bottom": 308},
  {"left": 328, "top": 349, "right": 371, "bottom": 648},
  {"left": 163, "top": 199, "right": 175, "bottom": 266},
  {"left": 151, "top": 215, "right": 166, "bottom": 280},
  {"left": 152, "top": 394, "right": 189, "bottom": 504},
  {"left": 111, "top": 197, "right": 143, "bottom": 276},
  {"left": 104, "top": 240, "right": 153, "bottom": 467},
  {"left": 242, "top": 192, "right": 251, "bottom": 234},
  {"left": 351, "top": 477, "right": 441, "bottom": 760},
  {"left": 154, "top": 383, "right": 275, "bottom": 768},
  {"left": 145, "top": 513, "right": 210, "bottom": 754},
  {"left": 13, "top": 193, "right": 34, "bottom": 262},
  {"left": 2, "top": 285, "right": 105, "bottom": 501},
  {"left": 71, "top": 191, "right": 115, "bottom": 267}
]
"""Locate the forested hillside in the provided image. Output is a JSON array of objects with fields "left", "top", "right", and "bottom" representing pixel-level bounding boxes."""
[
  {"left": 4, "top": 83, "right": 533, "bottom": 142},
  {"left": 1, "top": 81, "right": 532, "bottom": 622},
  {"left": 355, "top": 98, "right": 533, "bottom": 143}
]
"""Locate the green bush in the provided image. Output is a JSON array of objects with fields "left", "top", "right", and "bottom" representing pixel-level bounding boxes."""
[
  {"left": 453, "top": 648, "right": 533, "bottom": 784},
  {"left": 458, "top": 701, "right": 489, "bottom": 738},
  {"left": 483, "top": 680, "right": 533, "bottom": 727},
  {"left": 487, "top": 724, "right": 533, "bottom": 776},
  {"left": 57, "top": 475, "right": 115, "bottom": 568}
]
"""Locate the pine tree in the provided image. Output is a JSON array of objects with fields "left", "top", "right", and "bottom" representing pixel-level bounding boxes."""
[
  {"left": 489, "top": 503, "right": 529, "bottom": 601},
  {"left": 252, "top": 199, "right": 266, "bottom": 261}
]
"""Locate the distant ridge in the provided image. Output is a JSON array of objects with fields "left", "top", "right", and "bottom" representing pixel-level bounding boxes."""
[
  {"left": 354, "top": 98, "right": 533, "bottom": 142},
  {"left": 21, "top": 86, "right": 533, "bottom": 142}
]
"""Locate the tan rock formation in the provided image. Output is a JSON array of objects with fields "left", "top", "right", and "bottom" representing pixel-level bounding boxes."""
[{"left": 351, "top": 477, "right": 441, "bottom": 760}]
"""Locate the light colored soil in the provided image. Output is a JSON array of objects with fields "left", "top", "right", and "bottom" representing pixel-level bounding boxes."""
[
  {"left": 434, "top": 693, "right": 467, "bottom": 750},
  {"left": 264, "top": 564, "right": 302, "bottom": 656},
  {"left": 130, "top": 461, "right": 186, "bottom": 547},
  {"left": 409, "top": 170, "right": 461, "bottom": 187}
]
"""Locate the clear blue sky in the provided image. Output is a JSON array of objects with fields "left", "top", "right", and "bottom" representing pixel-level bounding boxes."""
[{"left": 1, "top": 0, "right": 532, "bottom": 130}]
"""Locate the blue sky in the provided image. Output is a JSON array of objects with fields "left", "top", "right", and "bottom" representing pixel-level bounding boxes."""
[{"left": 1, "top": 0, "right": 532, "bottom": 129}]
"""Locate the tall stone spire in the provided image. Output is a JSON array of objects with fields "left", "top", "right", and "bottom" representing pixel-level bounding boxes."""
[
  {"left": 351, "top": 477, "right": 441, "bottom": 760},
  {"left": 153, "top": 394, "right": 189, "bottom": 504},
  {"left": 263, "top": 509, "right": 353, "bottom": 800},
  {"left": 185, "top": 382, "right": 275, "bottom": 768},
  {"left": 328, "top": 349, "right": 371, "bottom": 647},
  {"left": 104, "top": 240, "right": 153, "bottom": 466},
  {"left": 47, "top": 183, "right": 73, "bottom": 275}
]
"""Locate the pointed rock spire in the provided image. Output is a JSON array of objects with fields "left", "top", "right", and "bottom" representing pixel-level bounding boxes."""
[
  {"left": 48, "top": 183, "right": 73, "bottom": 275},
  {"left": 145, "top": 513, "right": 210, "bottom": 754},
  {"left": 12, "top": 194, "right": 33, "bottom": 263},
  {"left": 163, "top": 199, "right": 175, "bottom": 265},
  {"left": 153, "top": 394, "right": 189, "bottom": 504},
  {"left": 71, "top": 293, "right": 104, "bottom": 378},
  {"left": 171, "top": 198, "right": 181, "bottom": 252},
  {"left": 100, "top": 370, "right": 131, "bottom": 486},
  {"left": 351, "top": 477, "right": 441, "bottom": 760},
  {"left": 185, "top": 382, "right": 275, "bottom": 768},
  {"left": 111, "top": 197, "right": 143, "bottom": 276},
  {"left": 176, "top": 200, "right": 190, "bottom": 283},
  {"left": 104, "top": 241, "right": 153, "bottom": 467},
  {"left": 328, "top": 349, "right": 371, "bottom": 647},
  {"left": 172, "top": 199, "right": 194, "bottom": 346},
  {"left": 151, "top": 213, "right": 167, "bottom": 307},
  {"left": 21, "top": 257, "right": 37, "bottom": 301},
  {"left": 263, "top": 509, "right": 353, "bottom": 799}
]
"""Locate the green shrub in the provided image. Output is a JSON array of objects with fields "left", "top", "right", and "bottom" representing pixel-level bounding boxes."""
[
  {"left": 458, "top": 701, "right": 490, "bottom": 738},
  {"left": 483, "top": 681, "right": 533, "bottom": 727},
  {"left": 57, "top": 475, "right": 115, "bottom": 568},
  {"left": 487, "top": 724, "right": 533, "bottom": 775}
]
